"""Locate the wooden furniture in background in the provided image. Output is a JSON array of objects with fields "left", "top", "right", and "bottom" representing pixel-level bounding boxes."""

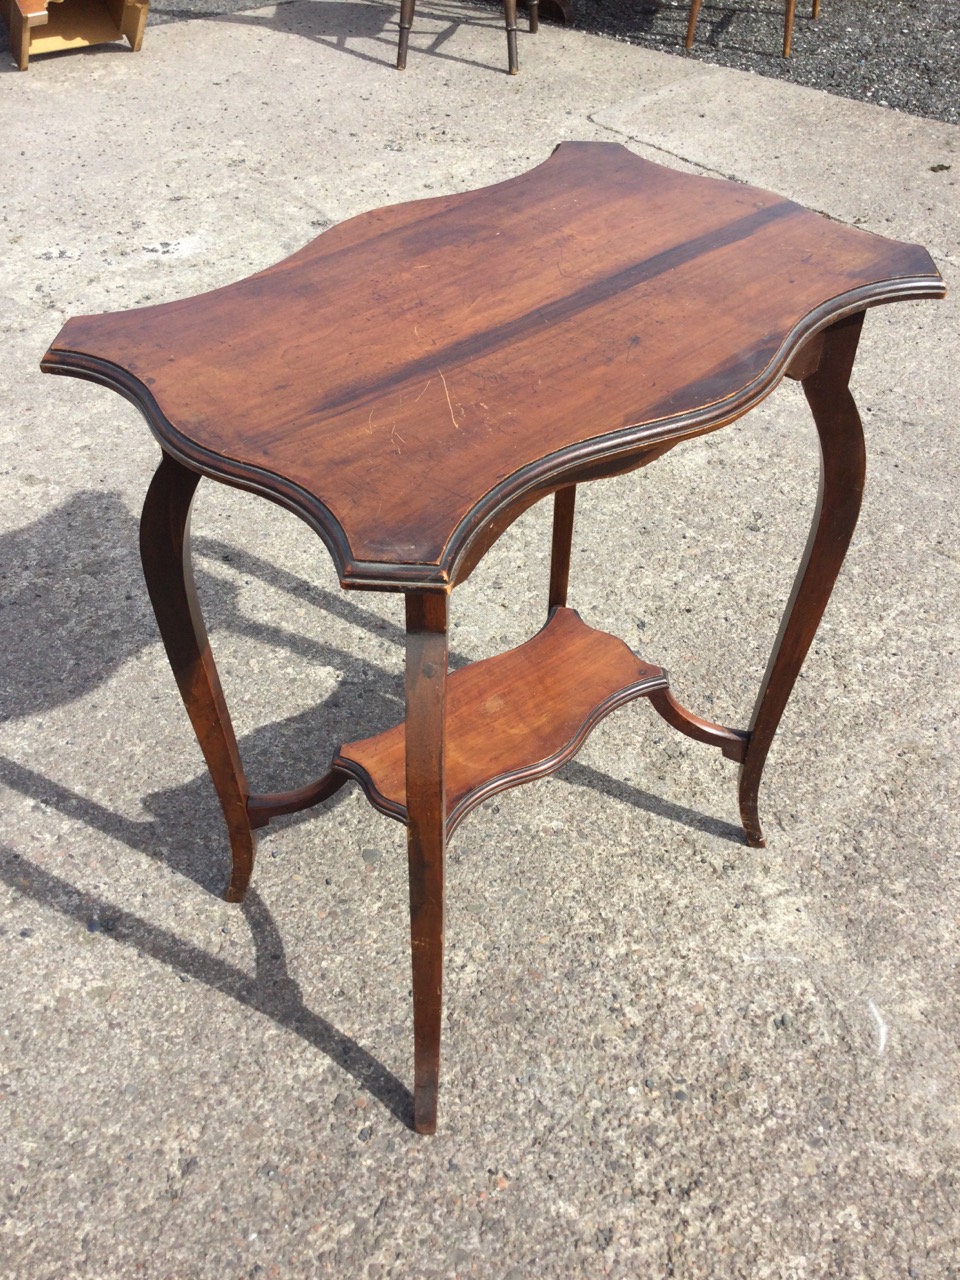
[
  {"left": 686, "top": 0, "right": 820, "bottom": 57},
  {"left": 1, "top": 0, "right": 147, "bottom": 70},
  {"left": 396, "top": 0, "right": 538, "bottom": 73},
  {"left": 42, "top": 143, "right": 944, "bottom": 1133}
]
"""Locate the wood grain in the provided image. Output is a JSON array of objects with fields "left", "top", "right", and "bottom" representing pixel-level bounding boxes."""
[
  {"left": 139, "top": 455, "right": 257, "bottom": 902},
  {"left": 39, "top": 146, "right": 948, "bottom": 1135},
  {"left": 42, "top": 142, "right": 944, "bottom": 590},
  {"left": 403, "top": 593, "right": 449, "bottom": 1134},
  {"left": 335, "top": 607, "right": 668, "bottom": 834},
  {"left": 738, "top": 311, "right": 867, "bottom": 847}
]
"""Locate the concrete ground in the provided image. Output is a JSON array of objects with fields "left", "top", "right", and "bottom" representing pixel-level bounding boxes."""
[{"left": 1, "top": 6, "right": 958, "bottom": 1277}]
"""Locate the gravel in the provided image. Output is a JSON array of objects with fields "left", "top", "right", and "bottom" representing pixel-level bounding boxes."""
[
  {"left": 148, "top": 0, "right": 960, "bottom": 125},
  {"left": 5, "top": 0, "right": 957, "bottom": 127},
  {"left": 568, "top": 0, "right": 959, "bottom": 125}
]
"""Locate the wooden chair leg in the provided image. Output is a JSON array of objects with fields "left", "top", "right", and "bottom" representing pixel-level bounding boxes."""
[
  {"left": 397, "top": 0, "right": 415, "bottom": 69},
  {"left": 503, "top": 0, "right": 519, "bottom": 73},
  {"left": 140, "top": 453, "right": 257, "bottom": 903},
  {"left": 811, "top": 0, "right": 820, "bottom": 17},
  {"left": 548, "top": 485, "right": 577, "bottom": 613},
  {"left": 404, "top": 592, "right": 449, "bottom": 1134},
  {"left": 738, "top": 311, "right": 866, "bottom": 847},
  {"left": 783, "top": 0, "right": 796, "bottom": 55},
  {"left": 685, "top": 0, "right": 702, "bottom": 49}
]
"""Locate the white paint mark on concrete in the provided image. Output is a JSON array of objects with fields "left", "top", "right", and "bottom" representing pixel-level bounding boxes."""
[
  {"left": 742, "top": 953, "right": 805, "bottom": 964},
  {"left": 867, "top": 999, "right": 888, "bottom": 1054}
]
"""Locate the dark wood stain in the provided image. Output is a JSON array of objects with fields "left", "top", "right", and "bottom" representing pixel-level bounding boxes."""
[
  {"left": 43, "top": 141, "right": 944, "bottom": 587},
  {"left": 41, "top": 143, "right": 946, "bottom": 1134},
  {"left": 335, "top": 607, "right": 668, "bottom": 833}
]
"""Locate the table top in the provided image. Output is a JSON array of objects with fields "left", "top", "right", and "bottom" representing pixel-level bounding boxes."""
[{"left": 43, "top": 142, "right": 944, "bottom": 591}]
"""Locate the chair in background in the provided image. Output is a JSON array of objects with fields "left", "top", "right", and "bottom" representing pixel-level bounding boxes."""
[
  {"left": 685, "top": 0, "right": 820, "bottom": 58},
  {"left": 397, "top": 0, "right": 538, "bottom": 73}
]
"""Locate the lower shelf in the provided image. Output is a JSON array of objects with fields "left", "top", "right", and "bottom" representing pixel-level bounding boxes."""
[{"left": 335, "top": 607, "right": 668, "bottom": 835}]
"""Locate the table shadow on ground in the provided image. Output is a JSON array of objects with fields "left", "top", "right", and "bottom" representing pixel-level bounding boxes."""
[
  {"left": 0, "top": 841, "right": 416, "bottom": 1124},
  {"left": 0, "top": 489, "right": 743, "bottom": 893},
  {"left": 0, "top": 486, "right": 746, "bottom": 1125}
]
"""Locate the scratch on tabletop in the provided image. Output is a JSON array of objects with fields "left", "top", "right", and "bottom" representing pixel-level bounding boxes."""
[
  {"left": 414, "top": 378, "right": 432, "bottom": 402},
  {"left": 391, "top": 423, "right": 406, "bottom": 455},
  {"left": 437, "top": 367, "right": 461, "bottom": 431}
]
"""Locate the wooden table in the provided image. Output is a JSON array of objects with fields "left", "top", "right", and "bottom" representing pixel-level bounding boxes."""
[{"left": 42, "top": 143, "right": 945, "bottom": 1133}]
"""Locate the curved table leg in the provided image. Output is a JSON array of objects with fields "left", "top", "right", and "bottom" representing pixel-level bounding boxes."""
[
  {"left": 404, "top": 591, "right": 449, "bottom": 1133},
  {"left": 140, "top": 453, "right": 257, "bottom": 903},
  {"left": 739, "top": 311, "right": 866, "bottom": 846}
]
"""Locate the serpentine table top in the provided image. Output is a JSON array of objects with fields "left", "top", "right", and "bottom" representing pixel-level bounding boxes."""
[{"left": 44, "top": 141, "right": 943, "bottom": 592}]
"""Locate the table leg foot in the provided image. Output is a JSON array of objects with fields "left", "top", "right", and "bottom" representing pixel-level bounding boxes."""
[
  {"left": 738, "top": 789, "right": 766, "bottom": 849},
  {"left": 404, "top": 592, "right": 448, "bottom": 1134},
  {"left": 140, "top": 453, "right": 257, "bottom": 903},
  {"left": 738, "top": 311, "right": 866, "bottom": 848},
  {"left": 225, "top": 840, "right": 257, "bottom": 903}
]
